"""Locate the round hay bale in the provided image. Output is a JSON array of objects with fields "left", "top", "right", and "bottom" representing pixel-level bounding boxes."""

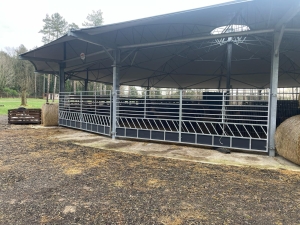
[
  {"left": 275, "top": 115, "right": 300, "bottom": 165},
  {"left": 42, "top": 103, "right": 58, "bottom": 126}
]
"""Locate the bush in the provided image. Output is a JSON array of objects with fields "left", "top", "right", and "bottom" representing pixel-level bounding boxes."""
[{"left": 3, "top": 87, "right": 19, "bottom": 97}]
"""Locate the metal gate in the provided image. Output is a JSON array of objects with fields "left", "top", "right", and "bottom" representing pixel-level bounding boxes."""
[
  {"left": 115, "top": 90, "right": 270, "bottom": 152},
  {"left": 58, "top": 89, "right": 270, "bottom": 152},
  {"left": 59, "top": 91, "right": 111, "bottom": 136}
]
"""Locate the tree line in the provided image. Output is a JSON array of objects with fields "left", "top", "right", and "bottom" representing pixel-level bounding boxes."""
[
  {"left": 0, "top": 9, "right": 163, "bottom": 104},
  {"left": 0, "top": 10, "right": 105, "bottom": 105}
]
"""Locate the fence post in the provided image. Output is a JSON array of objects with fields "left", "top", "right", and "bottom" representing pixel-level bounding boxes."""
[
  {"left": 110, "top": 90, "right": 112, "bottom": 133},
  {"left": 112, "top": 49, "right": 120, "bottom": 140},
  {"left": 95, "top": 91, "right": 97, "bottom": 114},
  {"left": 144, "top": 90, "right": 147, "bottom": 118},
  {"left": 179, "top": 90, "right": 183, "bottom": 142},
  {"left": 222, "top": 92, "right": 225, "bottom": 123},
  {"left": 80, "top": 92, "right": 82, "bottom": 129}
]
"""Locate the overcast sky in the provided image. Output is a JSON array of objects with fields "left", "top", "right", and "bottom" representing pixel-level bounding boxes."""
[{"left": 0, "top": 0, "right": 231, "bottom": 51}]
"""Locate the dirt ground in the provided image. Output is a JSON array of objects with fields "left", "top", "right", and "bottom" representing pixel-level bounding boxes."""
[{"left": 1, "top": 116, "right": 300, "bottom": 225}]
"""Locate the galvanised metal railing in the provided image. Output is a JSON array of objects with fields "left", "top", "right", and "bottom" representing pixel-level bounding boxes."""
[
  {"left": 58, "top": 91, "right": 111, "bottom": 136},
  {"left": 58, "top": 89, "right": 270, "bottom": 152},
  {"left": 115, "top": 89, "right": 270, "bottom": 152}
]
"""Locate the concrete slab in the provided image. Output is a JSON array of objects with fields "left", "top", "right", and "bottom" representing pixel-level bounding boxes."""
[{"left": 50, "top": 127, "right": 300, "bottom": 172}]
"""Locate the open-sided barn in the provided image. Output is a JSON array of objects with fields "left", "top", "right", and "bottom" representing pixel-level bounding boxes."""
[{"left": 20, "top": 0, "right": 300, "bottom": 156}]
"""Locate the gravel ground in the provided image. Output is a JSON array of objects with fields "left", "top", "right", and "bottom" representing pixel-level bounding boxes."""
[{"left": 0, "top": 116, "right": 300, "bottom": 224}]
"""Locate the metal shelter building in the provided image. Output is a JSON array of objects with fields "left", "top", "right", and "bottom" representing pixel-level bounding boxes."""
[{"left": 20, "top": 0, "right": 300, "bottom": 156}]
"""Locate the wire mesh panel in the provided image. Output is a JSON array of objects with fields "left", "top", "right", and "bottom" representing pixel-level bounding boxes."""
[
  {"left": 115, "top": 89, "right": 270, "bottom": 152},
  {"left": 59, "top": 91, "right": 111, "bottom": 136}
]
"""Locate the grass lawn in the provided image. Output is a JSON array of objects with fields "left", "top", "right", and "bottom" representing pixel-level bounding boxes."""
[{"left": 0, "top": 98, "right": 49, "bottom": 115}]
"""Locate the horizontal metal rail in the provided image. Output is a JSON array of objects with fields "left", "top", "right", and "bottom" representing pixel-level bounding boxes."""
[
  {"left": 59, "top": 91, "right": 112, "bottom": 136},
  {"left": 115, "top": 89, "right": 270, "bottom": 152}
]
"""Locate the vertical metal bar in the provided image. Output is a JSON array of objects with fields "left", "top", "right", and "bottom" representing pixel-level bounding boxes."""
[
  {"left": 110, "top": 90, "right": 112, "bottom": 130},
  {"left": 226, "top": 40, "right": 233, "bottom": 92},
  {"left": 266, "top": 89, "right": 271, "bottom": 153},
  {"left": 268, "top": 32, "right": 281, "bottom": 157},
  {"left": 59, "top": 64, "right": 65, "bottom": 126},
  {"left": 94, "top": 91, "right": 96, "bottom": 114},
  {"left": 222, "top": 92, "right": 225, "bottom": 123},
  {"left": 59, "top": 42, "right": 66, "bottom": 93},
  {"left": 80, "top": 92, "right": 82, "bottom": 130},
  {"left": 112, "top": 49, "right": 120, "bottom": 140},
  {"left": 59, "top": 64, "right": 65, "bottom": 93},
  {"left": 179, "top": 90, "right": 183, "bottom": 142},
  {"left": 58, "top": 42, "right": 67, "bottom": 125},
  {"left": 144, "top": 90, "right": 147, "bottom": 118},
  {"left": 84, "top": 69, "right": 89, "bottom": 92}
]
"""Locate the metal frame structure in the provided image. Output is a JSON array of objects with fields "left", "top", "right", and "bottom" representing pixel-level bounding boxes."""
[
  {"left": 19, "top": 0, "right": 300, "bottom": 155},
  {"left": 59, "top": 91, "right": 111, "bottom": 136},
  {"left": 115, "top": 89, "right": 269, "bottom": 152}
]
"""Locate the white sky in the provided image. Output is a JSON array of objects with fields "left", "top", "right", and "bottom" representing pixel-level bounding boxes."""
[{"left": 0, "top": 0, "right": 231, "bottom": 51}]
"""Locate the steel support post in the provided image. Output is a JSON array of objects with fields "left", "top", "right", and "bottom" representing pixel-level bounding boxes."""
[
  {"left": 226, "top": 40, "right": 232, "bottom": 93},
  {"left": 80, "top": 92, "right": 83, "bottom": 128},
  {"left": 179, "top": 90, "right": 183, "bottom": 142},
  {"left": 59, "top": 63, "right": 65, "bottom": 93},
  {"left": 222, "top": 92, "right": 225, "bottom": 124},
  {"left": 84, "top": 70, "right": 89, "bottom": 92},
  {"left": 58, "top": 64, "right": 65, "bottom": 126},
  {"left": 144, "top": 90, "right": 147, "bottom": 118},
  {"left": 112, "top": 49, "right": 121, "bottom": 140},
  {"left": 60, "top": 42, "right": 66, "bottom": 94},
  {"left": 268, "top": 32, "right": 281, "bottom": 157}
]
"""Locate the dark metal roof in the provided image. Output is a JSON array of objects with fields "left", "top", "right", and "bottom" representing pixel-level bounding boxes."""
[{"left": 20, "top": 0, "right": 300, "bottom": 88}]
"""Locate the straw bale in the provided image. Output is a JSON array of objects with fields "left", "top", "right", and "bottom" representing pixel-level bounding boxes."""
[
  {"left": 275, "top": 115, "right": 300, "bottom": 165},
  {"left": 42, "top": 103, "right": 58, "bottom": 126}
]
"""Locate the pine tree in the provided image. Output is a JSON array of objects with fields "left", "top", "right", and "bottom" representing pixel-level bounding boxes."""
[
  {"left": 39, "top": 13, "right": 79, "bottom": 44},
  {"left": 39, "top": 14, "right": 53, "bottom": 44},
  {"left": 69, "top": 23, "right": 80, "bottom": 31},
  {"left": 82, "top": 10, "right": 103, "bottom": 27},
  {"left": 39, "top": 13, "right": 79, "bottom": 102}
]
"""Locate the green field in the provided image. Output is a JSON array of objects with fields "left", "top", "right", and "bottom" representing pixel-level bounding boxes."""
[{"left": 0, "top": 98, "right": 48, "bottom": 115}]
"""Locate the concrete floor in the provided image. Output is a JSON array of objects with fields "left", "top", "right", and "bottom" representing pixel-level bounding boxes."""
[{"left": 46, "top": 126, "right": 300, "bottom": 172}]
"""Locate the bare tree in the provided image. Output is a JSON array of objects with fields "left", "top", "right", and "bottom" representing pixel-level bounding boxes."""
[
  {"left": 14, "top": 45, "right": 34, "bottom": 106},
  {"left": 0, "top": 51, "right": 14, "bottom": 91}
]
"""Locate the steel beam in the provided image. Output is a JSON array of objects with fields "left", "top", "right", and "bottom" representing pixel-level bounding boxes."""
[
  {"left": 119, "top": 29, "right": 274, "bottom": 49},
  {"left": 226, "top": 40, "right": 233, "bottom": 92},
  {"left": 275, "top": 2, "right": 300, "bottom": 30},
  {"left": 274, "top": 25, "right": 286, "bottom": 56},
  {"left": 68, "top": 31, "right": 116, "bottom": 49},
  {"left": 266, "top": 0, "right": 300, "bottom": 156},
  {"left": 268, "top": 31, "right": 282, "bottom": 157},
  {"left": 285, "top": 28, "right": 300, "bottom": 33},
  {"left": 179, "top": 90, "right": 183, "bottom": 142},
  {"left": 84, "top": 70, "right": 89, "bottom": 91},
  {"left": 112, "top": 49, "right": 121, "bottom": 140},
  {"left": 19, "top": 55, "right": 62, "bottom": 63},
  {"left": 63, "top": 49, "right": 107, "bottom": 63},
  {"left": 59, "top": 63, "right": 65, "bottom": 93}
]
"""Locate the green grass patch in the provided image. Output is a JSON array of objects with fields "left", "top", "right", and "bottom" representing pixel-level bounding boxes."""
[{"left": 0, "top": 98, "right": 48, "bottom": 115}]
